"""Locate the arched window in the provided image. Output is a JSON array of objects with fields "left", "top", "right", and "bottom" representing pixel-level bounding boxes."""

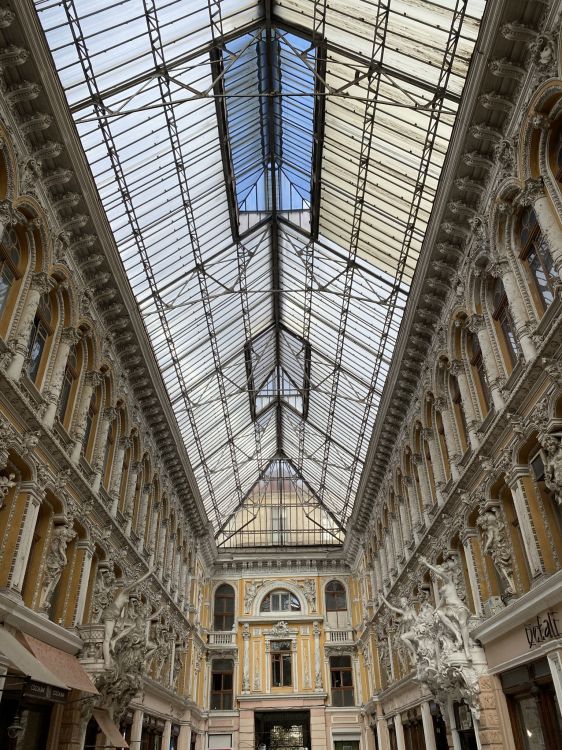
[
  {"left": 0, "top": 225, "right": 22, "bottom": 322},
  {"left": 260, "top": 589, "right": 300, "bottom": 612},
  {"left": 214, "top": 583, "right": 235, "bottom": 630},
  {"left": 325, "top": 580, "right": 347, "bottom": 612},
  {"left": 467, "top": 331, "right": 491, "bottom": 415},
  {"left": 27, "top": 293, "right": 52, "bottom": 383},
  {"left": 491, "top": 278, "right": 520, "bottom": 369},
  {"left": 518, "top": 206, "right": 555, "bottom": 310},
  {"left": 57, "top": 344, "right": 78, "bottom": 424}
]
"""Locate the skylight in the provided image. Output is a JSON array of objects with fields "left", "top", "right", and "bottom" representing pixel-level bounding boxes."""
[
  {"left": 34, "top": 0, "right": 486, "bottom": 542},
  {"left": 220, "top": 27, "right": 316, "bottom": 223}
]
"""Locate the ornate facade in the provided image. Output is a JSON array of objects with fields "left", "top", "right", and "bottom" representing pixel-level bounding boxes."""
[{"left": 1, "top": 1, "right": 562, "bottom": 750}]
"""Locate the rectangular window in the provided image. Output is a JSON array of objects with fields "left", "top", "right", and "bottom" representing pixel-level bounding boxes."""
[
  {"left": 208, "top": 735, "right": 232, "bottom": 749},
  {"left": 330, "top": 655, "right": 354, "bottom": 706},
  {"left": 271, "top": 640, "right": 292, "bottom": 687},
  {"left": 210, "top": 659, "right": 234, "bottom": 710}
]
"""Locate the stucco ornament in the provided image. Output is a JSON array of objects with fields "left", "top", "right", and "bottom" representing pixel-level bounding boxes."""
[
  {"left": 101, "top": 568, "right": 153, "bottom": 669},
  {"left": 39, "top": 521, "right": 76, "bottom": 612},
  {"left": 244, "top": 580, "right": 262, "bottom": 613},
  {"left": 539, "top": 432, "right": 562, "bottom": 504},
  {"left": 380, "top": 594, "right": 418, "bottom": 666},
  {"left": 302, "top": 579, "right": 317, "bottom": 611},
  {"left": 0, "top": 472, "right": 15, "bottom": 507},
  {"left": 476, "top": 505, "right": 515, "bottom": 595},
  {"left": 420, "top": 555, "right": 472, "bottom": 660}
]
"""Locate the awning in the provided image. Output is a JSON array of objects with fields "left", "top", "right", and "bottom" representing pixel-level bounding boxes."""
[
  {"left": 93, "top": 709, "right": 129, "bottom": 748},
  {"left": 19, "top": 632, "right": 98, "bottom": 695},
  {"left": 0, "top": 626, "right": 67, "bottom": 689}
]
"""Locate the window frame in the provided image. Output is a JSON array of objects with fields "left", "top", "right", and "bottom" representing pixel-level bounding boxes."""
[
  {"left": 329, "top": 654, "right": 355, "bottom": 707},
  {"left": 214, "top": 583, "right": 236, "bottom": 631},
  {"left": 270, "top": 640, "right": 292, "bottom": 687},
  {"left": 325, "top": 580, "right": 347, "bottom": 613},
  {"left": 260, "top": 589, "right": 301, "bottom": 613},
  {"left": 210, "top": 658, "right": 234, "bottom": 710},
  {"left": 518, "top": 206, "right": 556, "bottom": 312}
]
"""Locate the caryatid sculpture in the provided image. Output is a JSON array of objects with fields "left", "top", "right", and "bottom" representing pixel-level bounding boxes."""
[
  {"left": 101, "top": 568, "right": 153, "bottom": 669},
  {"left": 420, "top": 555, "right": 472, "bottom": 660},
  {"left": 380, "top": 594, "right": 419, "bottom": 665}
]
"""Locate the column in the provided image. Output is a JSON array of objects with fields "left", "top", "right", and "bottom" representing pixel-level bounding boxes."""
[
  {"left": 422, "top": 427, "right": 446, "bottom": 503},
  {"left": 393, "top": 714, "right": 406, "bottom": 750},
  {"left": 505, "top": 467, "right": 544, "bottom": 577},
  {"left": 390, "top": 514, "right": 403, "bottom": 561},
  {"left": 411, "top": 454, "right": 432, "bottom": 521},
  {"left": 491, "top": 257, "right": 537, "bottom": 362},
  {"left": 242, "top": 623, "right": 250, "bottom": 692},
  {"left": 384, "top": 530, "right": 396, "bottom": 578},
  {"left": 173, "top": 548, "right": 182, "bottom": 599},
  {"left": 460, "top": 529, "right": 485, "bottom": 617},
  {"left": 166, "top": 531, "right": 176, "bottom": 587},
  {"left": 135, "top": 482, "right": 152, "bottom": 543},
  {"left": 397, "top": 497, "right": 412, "bottom": 546},
  {"left": 147, "top": 501, "right": 161, "bottom": 563},
  {"left": 5, "top": 272, "right": 51, "bottom": 381},
  {"left": 72, "top": 540, "right": 95, "bottom": 626},
  {"left": 91, "top": 407, "right": 116, "bottom": 493},
  {"left": 468, "top": 314, "right": 505, "bottom": 412},
  {"left": 70, "top": 371, "right": 104, "bottom": 464},
  {"left": 518, "top": 177, "right": 562, "bottom": 277},
  {"left": 420, "top": 701, "right": 438, "bottom": 750},
  {"left": 313, "top": 621, "right": 322, "bottom": 691},
  {"left": 375, "top": 702, "right": 391, "bottom": 750},
  {"left": 450, "top": 361, "right": 480, "bottom": 449},
  {"left": 7, "top": 482, "right": 43, "bottom": 594},
  {"left": 124, "top": 462, "right": 142, "bottom": 535},
  {"left": 547, "top": 649, "right": 562, "bottom": 716},
  {"left": 177, "top": 725, "right": 191, "bottom": 750},
  {"left": 109, "top": 436, "right": 131, "bottom": 514},
  {"left": 130, "top": 709, "right": 143, "bottom": 750},
  {"left": 434, "top": 398, "right": 461, "bottom": 481},
  {"left": 42, "top": 327, "right": 81, "bottom": 428},
  {"left": 162, "top": 721, "right": 172, "bottom": 750},
  {"left": 403, "top": 475, "right": 422, "bottom": 532},
  {"left": 157, "top": 520, "right": 168, "bottom": 572}
]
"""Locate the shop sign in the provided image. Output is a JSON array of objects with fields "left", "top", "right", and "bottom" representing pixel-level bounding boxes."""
[
  {"left": 524, "top": 610, "right": 561, "bottom": 649},
  {"left": 22, "top": 680, "right": 68, "bottom": 703}
]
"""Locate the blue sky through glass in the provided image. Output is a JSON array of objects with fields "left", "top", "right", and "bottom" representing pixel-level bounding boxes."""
[{"left": 223, "top": 28, "right": 315, "bottom": 215}]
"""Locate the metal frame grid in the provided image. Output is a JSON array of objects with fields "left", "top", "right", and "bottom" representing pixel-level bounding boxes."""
[{"left": 34, "top": 0, "right": 485, "bottom": 542}]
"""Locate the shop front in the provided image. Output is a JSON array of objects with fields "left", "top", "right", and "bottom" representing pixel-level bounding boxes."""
[{"left": 472, "top": 574, "right": 562, "bottom": 750}]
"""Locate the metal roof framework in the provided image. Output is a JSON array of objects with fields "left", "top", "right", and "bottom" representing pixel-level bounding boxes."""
[{"left": 34, "top": 0, "right": 485, "bottom": 542}]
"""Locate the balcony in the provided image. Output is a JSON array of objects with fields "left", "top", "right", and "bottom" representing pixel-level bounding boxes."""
[
  {"left": 325, "top": 629, "right": 354, "bottom": 643},
  {"left": 207, "top": 631, "right": 237, "bottom": 648}
]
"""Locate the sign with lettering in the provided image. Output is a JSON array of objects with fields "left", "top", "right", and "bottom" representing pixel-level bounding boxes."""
[
  {"left": 22, "top": 681, "right": 68, "bottom": 703},
  {"left": 524, "top": 611, "right": 561, "bottom": 649}
]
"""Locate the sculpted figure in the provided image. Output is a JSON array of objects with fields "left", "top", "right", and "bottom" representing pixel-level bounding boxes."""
[
  {"left": 420, "top": 555, "right": 472, "bottom": 660},
  {"left": 101, "top": 568, "right": 152, "bottom": 669},
  {"left": 92, "top": 564, "right": 116, "bottom": 623},
  {"left": 303, "top": 579, "right": 317, "bottom": 611},
  {"left": 539, "top": 434, "right": 562, "bottom": 504},
  {"left": 381, "top": 594, "right": 418, "bottom": 664},
  {"left": 244, "top": 581, "right": 258, "bottom": 613},
  {"left": 477, "top": 506, "right": 515, "bottom": 594},
  {"left": 40, "top": 523, "right": 76, "bottom": 611}
]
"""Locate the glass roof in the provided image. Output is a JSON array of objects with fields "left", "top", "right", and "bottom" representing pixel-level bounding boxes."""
[{"left": 35, "top": 0, "right": 486, "bottom": 540}]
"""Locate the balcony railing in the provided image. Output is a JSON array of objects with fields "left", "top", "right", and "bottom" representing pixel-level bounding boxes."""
[
  {"left": 208, "top": 631, "right": 237, "bottom": 646},
  {"left": 326, "top": 629, "right": 354, "bottom": 643}
]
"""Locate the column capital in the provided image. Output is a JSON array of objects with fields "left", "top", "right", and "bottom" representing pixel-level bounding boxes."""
[
  {"left": 118, "top": 436, "right": 132, "bottom": 451},
  {"left": 30, "top": 271, "right": 52, "bottom": 295},
  {"left": 85, "top": 370, "right": 105, "bottom": 388},
  {"left": 467, "top": 313, "right": 486, "bottom": 334},
  {"left": 102, "top": 406, "right": 117, "bottom": 422},
  {"left": 516, "top": 176, "right": 546, "bottom": 208},
  {"left": 450, "top": 359, "right": 466, "bottom": 377},
  {"left": 60, "top": 326, "right": 81, "bottom": 346}
]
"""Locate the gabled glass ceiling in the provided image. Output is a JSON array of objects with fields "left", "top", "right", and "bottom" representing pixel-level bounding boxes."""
[{"left": 35, "top": 0, "right": 486, "bottom": 541}]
